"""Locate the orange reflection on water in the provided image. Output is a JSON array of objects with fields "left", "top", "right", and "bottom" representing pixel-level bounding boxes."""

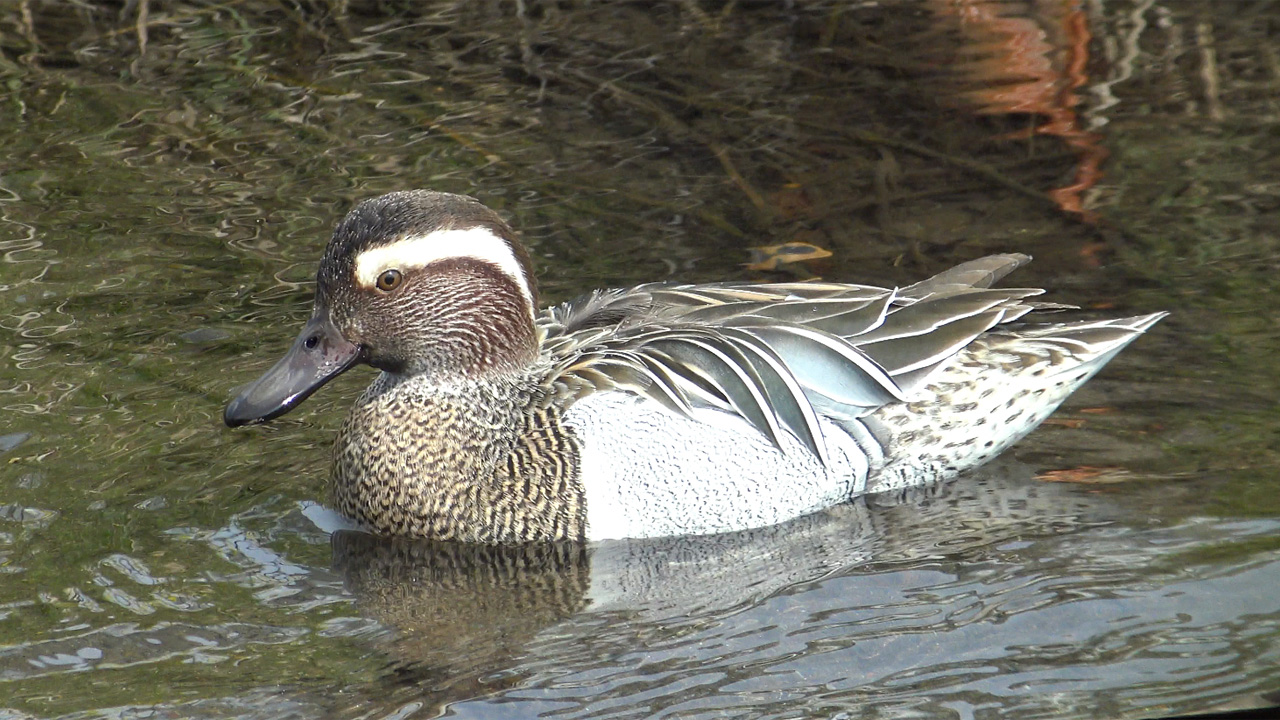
[{"left": 932, "top": 0, "right": 1107, "bottom": 221}]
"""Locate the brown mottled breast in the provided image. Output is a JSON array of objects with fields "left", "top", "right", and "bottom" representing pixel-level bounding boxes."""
[{"left": 330, "top": 370, "right": 587, "bottom": 543}]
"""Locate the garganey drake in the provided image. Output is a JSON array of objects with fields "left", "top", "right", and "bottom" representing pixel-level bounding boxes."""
[{"left": 225, "top": 190, "right": 1165, "bottom": 544}]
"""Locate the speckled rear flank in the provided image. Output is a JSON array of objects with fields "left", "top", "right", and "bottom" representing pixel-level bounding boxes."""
[{"left": 863, "top": 329, "right": 1130, "bottom": 494}]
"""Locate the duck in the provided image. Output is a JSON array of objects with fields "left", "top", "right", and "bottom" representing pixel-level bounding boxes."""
[{"left": 224, "top": 190, "right": 1165, "bottom": 544}]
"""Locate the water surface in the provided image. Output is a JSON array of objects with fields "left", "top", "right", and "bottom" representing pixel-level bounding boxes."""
[{"left": 1, "top": 1, "right": 1278, "bottom": 718}]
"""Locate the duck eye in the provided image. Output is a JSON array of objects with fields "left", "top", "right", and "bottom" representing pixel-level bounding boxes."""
[{"left": 375, "top": 269, "right": 403, "bottom": 292}]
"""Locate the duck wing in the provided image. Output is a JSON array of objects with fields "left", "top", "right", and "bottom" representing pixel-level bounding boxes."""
[{"left": 537, "top": 254, "right": 1045, "bottom": 464}]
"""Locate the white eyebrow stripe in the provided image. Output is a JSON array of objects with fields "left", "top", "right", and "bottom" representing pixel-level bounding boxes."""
[{"left": 353, "top": 227, "right": 535, "bottom": 317}]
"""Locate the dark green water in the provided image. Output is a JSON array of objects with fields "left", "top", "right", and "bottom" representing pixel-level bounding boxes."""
[{"left": 1, "top": 1, "right": 1278, "bottom": 718}]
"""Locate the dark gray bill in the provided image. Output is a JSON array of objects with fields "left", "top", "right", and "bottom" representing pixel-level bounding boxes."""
[{"left": 224, "top": 313, "right": 364, "bottom": 427}]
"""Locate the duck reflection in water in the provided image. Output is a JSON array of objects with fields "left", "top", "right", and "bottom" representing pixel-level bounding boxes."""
[{"left": 325, "top": 460, "right": 1118, "bottom": 704}]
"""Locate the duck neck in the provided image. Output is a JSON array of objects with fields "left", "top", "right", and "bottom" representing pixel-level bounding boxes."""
[{"left": 330, "top": 367, "right": 586, "bottom": 543}]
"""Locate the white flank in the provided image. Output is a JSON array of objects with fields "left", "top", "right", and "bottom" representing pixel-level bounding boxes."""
[
  {"left": 568, "top": 391, "right": 867, "bottom": 541},
  {"left": 353, "top": 227, "right": 535, "bottom": 317}
]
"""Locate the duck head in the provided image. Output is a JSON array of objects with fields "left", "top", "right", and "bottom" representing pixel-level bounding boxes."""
[{"left": 224, "top": 191, "right": 539, "bottom": 426}]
